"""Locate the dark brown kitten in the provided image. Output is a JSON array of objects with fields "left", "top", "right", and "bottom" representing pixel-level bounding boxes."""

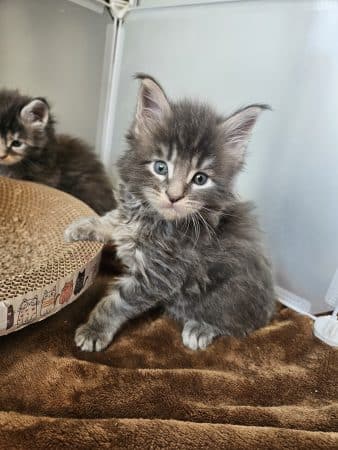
[{"left": 0, "top": 89, "right": 116, "bottom": 215}]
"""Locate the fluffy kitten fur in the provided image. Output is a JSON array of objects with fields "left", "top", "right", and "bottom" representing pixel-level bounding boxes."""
[
  {"left": 0, "top": 89, "right": 116, "bottom": 214},
  {"left": 65, "top": 75, "right": 275, "bottom": 351}
]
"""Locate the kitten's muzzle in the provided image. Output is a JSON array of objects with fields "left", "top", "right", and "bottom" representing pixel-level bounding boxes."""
[
  {"left": 0, "top": 150, "right": 23, "bottom": 165},
  {"left": 160, "top": 194, "right": 188, "bottom": 219},
  {"left": 0, "top": 149, "right": 21, "bottom": 158},
  {"left": 166, "top": 191, "right": 184, "bottom": 204}
]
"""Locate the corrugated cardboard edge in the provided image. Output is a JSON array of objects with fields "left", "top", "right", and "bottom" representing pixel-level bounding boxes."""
[{"left": 0, "top": 251, "right": 102, "bottom": 336}]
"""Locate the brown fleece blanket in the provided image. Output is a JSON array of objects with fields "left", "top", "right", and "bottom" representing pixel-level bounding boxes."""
[{"left": 0, "top": 267, "right": 337, "bottom": 449}]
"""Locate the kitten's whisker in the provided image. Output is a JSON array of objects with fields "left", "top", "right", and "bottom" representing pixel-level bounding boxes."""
[
  {"left": 195, "top": 211, "right": 212, "bottom": 241},
  {"left": 191, "top": 213, "right": 201, "bottom": 248},
  {"left": 182, "top": 216, "right": 190, "bottom": 239},
  {"left": 203, "top": 216, "right": 220, "bottom": 247},
  {"left": 196, "top": 211, "right": 212, "bottom": 241},
  {"left": 199, "top": 205, "right": 241, "bottom": 221},
  {"left": 194, "top": 210, "right": 222, "bottom": 249}
]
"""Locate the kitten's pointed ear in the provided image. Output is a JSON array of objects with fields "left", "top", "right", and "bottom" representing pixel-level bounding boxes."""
[
  {"left": 134, "top": 75, "right": 171, "bottom": 135},
  {"left": 219, "top": 104, "right": 270, "bottom": 162},
  {"left": 20, "top": 98, "right": 49, "bottom": 129}
]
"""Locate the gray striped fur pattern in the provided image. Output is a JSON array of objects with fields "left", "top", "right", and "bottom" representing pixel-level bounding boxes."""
[{"left": 65, "top": 75, "right": 275, "bottom": 351}]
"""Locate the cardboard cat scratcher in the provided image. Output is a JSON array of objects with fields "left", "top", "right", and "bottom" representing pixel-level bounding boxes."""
[{"left": 0, "top": 176, "right": 103, "bottom": 335}]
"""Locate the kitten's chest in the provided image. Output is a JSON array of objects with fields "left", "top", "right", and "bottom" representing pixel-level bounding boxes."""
[
  {"left": 113, "top": 215, "right": 176, "bottom": 277},
  {"left": 0, "top": 166, "right": 20, "bottom": 178},
  {"left": 111, "top": 193, "right": 208, "bottom": 283},
  {"left": 114, "top": 217, "right": 145, "bottom": 271}
]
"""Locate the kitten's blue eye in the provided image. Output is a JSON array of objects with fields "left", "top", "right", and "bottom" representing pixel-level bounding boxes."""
[
  {"left": 153, "top": 160, "right": 168, "bottom": 176},
  {"left": 193, "top": 172, "right": 208, "bottom": 186},
  {"left": 11, "top": 140, "right": 22, "bottom": 148}
]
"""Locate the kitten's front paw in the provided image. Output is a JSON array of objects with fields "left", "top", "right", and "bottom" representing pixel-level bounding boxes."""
[
  {"left": 64, "top": 217, "right": 102, "bottom": 243},
  {"left": 75, "top": 322, "right": 114, "bottom": 352},
  {"left": 182, "top": 320, "right": 218, "bottom": 350}
]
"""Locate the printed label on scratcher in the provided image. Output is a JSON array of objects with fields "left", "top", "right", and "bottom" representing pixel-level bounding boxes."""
[{"left": 0, "top": 253, "right": 101, "bottom": 336}]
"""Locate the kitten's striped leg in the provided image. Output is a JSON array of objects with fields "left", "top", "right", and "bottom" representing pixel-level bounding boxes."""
[{"left": 75, "top": 288, "right": 143, "bottom": 352}]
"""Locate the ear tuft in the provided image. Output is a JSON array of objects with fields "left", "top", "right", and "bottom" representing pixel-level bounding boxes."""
[
  {"left": 20, "top": 98, "right": 49, "bottom": 129},
  {"left": 134, "top": 74, "right": 171, "bottom": 135},
  {"left": 219, "top": 104, "right": 270, "bottom": 162}
]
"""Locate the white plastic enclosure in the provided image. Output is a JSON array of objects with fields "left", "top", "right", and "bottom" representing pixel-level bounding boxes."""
[{"left": 100, "top": 0, "right": 338, "bottom": 314}]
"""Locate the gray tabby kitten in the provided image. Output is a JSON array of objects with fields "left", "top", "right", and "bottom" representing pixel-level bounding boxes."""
[
  {"left": 65, "top": 75, "right": 275, "bottom": 351},
  {"left": 0, "top": 89, "right": 115, "bottom": 215}
]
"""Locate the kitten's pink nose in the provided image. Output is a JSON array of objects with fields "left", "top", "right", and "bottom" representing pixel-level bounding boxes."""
[{"left": 166, "top": 192, "right": 184, "bottom": 204}]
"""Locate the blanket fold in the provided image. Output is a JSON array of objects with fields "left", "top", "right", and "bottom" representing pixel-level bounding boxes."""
[{"left": 0, "top": 279, "right": 337, "bottom": 449}]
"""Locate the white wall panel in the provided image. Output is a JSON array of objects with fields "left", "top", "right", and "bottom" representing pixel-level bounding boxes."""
[
  {"left": 0, "top": 0, "right": 110, "bottom": 146},
  {"left": 108, "top": 0, "right": 338, "bottom": 312}
]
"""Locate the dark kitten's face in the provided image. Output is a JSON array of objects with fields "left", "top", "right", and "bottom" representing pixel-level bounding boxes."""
[
  {"left": 0, "top": 89, "right": 50, "bottom": 166},
  {"left": 118, "top": 75, "right": 268, "bottom": 222}
]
